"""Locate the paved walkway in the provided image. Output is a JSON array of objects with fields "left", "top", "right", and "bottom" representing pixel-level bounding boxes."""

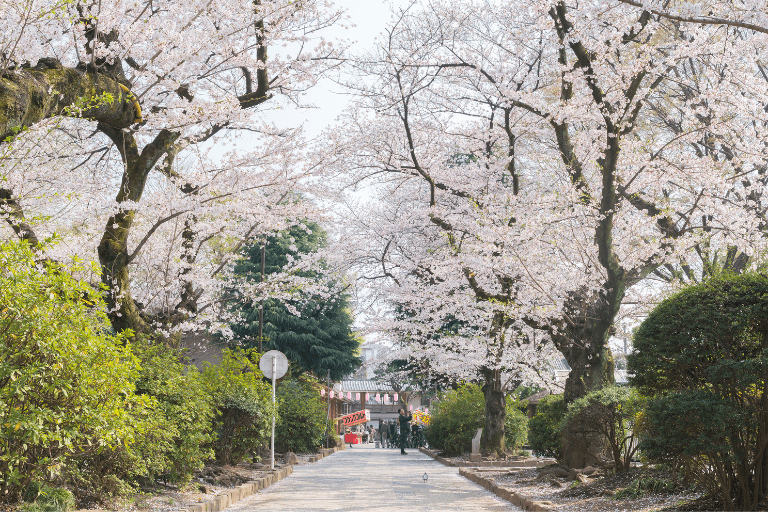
[{"left": 227, "top": 444, "right": 520, "bottom": 511}]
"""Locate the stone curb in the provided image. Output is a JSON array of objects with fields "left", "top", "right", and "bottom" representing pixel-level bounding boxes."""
[
  {"left": 418, "top": 447, "right": 543, "bottom": 468},
  {"left": 458, "top": 467, "right": 552, "bottom": 512},
  {"left": 184, "top": 446, "right": 346, "bottom": 512}
]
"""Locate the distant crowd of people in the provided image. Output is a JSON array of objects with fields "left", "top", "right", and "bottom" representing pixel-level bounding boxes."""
[{"left": 343, "top": 409, "right": 426, "bottom": 454}]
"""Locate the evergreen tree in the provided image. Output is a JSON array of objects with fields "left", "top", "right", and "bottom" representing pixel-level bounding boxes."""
[{"left": 231, "top": 222, "right": 361, "bottom": 380}]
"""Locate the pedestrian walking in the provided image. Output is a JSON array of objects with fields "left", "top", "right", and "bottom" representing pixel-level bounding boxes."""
[{"left": 398, "top": 408, "right": 412, "bottom": 455}]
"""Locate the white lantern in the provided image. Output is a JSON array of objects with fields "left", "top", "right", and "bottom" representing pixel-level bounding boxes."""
[{"left": 394, "top": 393, "right": 399, "bottom": 402}]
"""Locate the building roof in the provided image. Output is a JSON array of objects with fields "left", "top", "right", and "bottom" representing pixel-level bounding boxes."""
[{"left": 340, "top": 379, "right": 395, "bottom": 393}]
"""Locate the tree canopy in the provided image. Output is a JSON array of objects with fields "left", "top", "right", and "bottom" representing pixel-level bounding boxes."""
[{"left": 229, "top": 222, "right": 361, "bottom": 380}]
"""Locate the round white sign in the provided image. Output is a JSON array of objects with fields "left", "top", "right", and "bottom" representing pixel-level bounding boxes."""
[{"left": 259, "top": 350, "right": 289, "bottom": 379}]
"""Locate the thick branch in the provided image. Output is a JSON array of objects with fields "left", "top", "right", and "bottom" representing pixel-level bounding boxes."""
[
  {"left": 0, "top": 188, "right": 41, "bottom": 248},
  {"left": 614, "top": 0, "right": 768, "bottom": 35},
  {"left": 0, "top": 59, "right": 136, "bottom": 141}
]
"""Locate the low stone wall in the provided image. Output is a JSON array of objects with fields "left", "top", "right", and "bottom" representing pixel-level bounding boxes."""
[
  {"left": 418, "top": 447, "right": 542, "bottom": 468},
  {"left": 186, "top": 445, "right": 346, "bottom": 512},
  {"left": 458, "top": 468, "right": 552, "bottom": 512}
]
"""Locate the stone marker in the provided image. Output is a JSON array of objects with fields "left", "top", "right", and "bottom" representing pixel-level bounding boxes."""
[
  {"left": 284, "top": 452, "right": 299, "bottom": 465},
  {"left": 469, "top": 428, "right": 482, "bottom": 462}
]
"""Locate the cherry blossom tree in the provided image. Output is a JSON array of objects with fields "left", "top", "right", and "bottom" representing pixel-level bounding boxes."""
[
  {"left": 327, "top": 0, "right": 768, "bottom": 462},
  {"left": 0, "top": 0, "right": 345, "bottom": 338}
]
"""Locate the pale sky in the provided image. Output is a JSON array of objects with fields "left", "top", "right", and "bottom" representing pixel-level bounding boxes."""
[{"left": 266, "top": 0, "right": 409, "bottom": 138}]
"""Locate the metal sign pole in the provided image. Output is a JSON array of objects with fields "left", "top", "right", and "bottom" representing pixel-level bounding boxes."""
[{"left": 271, "top": 355, "right": 276, "bottom": 470}]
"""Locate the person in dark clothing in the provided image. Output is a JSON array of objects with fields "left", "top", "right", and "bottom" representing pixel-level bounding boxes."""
[
  {"left": 398, "top": 408, "right": 413, "bottom": 454},
  {"left": 388, "top": 420, "right": 397, "bottom": 448}
]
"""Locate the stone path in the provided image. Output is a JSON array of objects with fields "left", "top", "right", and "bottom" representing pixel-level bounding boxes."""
[{"left": 226, "top": 444, "right": 520, "bottom": 511}]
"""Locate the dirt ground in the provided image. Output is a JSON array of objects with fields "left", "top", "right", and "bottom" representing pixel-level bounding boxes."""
[
  {"left": 95, "top": 455, "right": 314, "bottom": 512},
  {"left": 2, "top": 454, "right": 313, "bottom": 512},
  {"left": 485, "top": 465, "right": 703, "bottom": 512}
]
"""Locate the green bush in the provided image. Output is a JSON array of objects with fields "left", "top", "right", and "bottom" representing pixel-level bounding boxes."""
[
  {"left": 63, "top": 343, "right": 215, "bottom": 500},
  {"left": 563, "top": 386, "right": 645, "bottom": 472},
  {"left": 0, "top": 240, "right": 146, "bottom": 503},
  {"left": 424, "top": 384, "right": 528, "bottom": 455},
  {"left": 202, "top": 348, "right": 275, "bottom": 465},
  {"left": 424, "top": 384, "right": 484, "bottom": 456},
  {"left": 20, "top": 484, "right": 75, "bottom": 512},
  {"left": 276, "top": 380, "right": 327, "bottom": 453},
  {"left": 528, "top": 394, "right": 565, "bottom": 461},
  {"left": 629, "top": 273, "right": 768, "bottom": 510},
  {"left": 505, "top": 400, "right": 529, "bottom": 450}
]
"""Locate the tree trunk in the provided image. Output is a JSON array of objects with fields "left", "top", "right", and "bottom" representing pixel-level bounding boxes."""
[
  {"left": 480, "top": 369, "right": 506, "bottom": 456},
  {"left": 96, "top": 127, "right": 178, "bottom": 336},
  {"left": 552, "top": 287, "right": 620, "bottom": 468}
]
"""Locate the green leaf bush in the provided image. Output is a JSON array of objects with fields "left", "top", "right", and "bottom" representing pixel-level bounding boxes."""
[
  {"left": 425, "top": 384, "right": 484, "bottom": 456},
  {"left": 563, "top": 386, "right": 645, "bottom": 471},
  {"left": 424, "top": 384, "right": 528, "bottom": 456},
  {"left": 528, "top": 394, "right": 566, "bottom": 461},
  {"left": 63, "top": 343, "right": 215, "bottom": 500},
  {"left": 202, "top": 348, "right": 275, "bottom": 465},
  {"left": 504, "top": 400, "right": 529, "bottom": 450},
  {"left": 629, "top": 273, "right": 768, "bottom": 510},
  {"left": 0, "top": 240, "right": 145, "bottom": 503},
  {"left": 275, "top": 379, "right": 327, "bottom": 453}
]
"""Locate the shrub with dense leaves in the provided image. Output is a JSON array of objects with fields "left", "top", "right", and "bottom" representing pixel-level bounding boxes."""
[
  {"left": 528, "top": 394, "right": 566, "bottom": 461},
  {"left": 64, "top": 343, "right": 215, "bottom": 500},
  {"left": 202, "top": 348, "right": 275, "bottom": 465},
  {"left": 0, "top": 240, "right": 145, "bottom": 503},
  {"left": 275, "top": 380, "right": 327, "bottom": 453},
  {"left": 425, "top": 384, "right": 528, "bottom": 455},
  {"left": 629, "top": 273, "right": 768, "bottom": 511},
  {"left": 505, "top": 400, "right": 529, "bottom": 450},
  {"left": 424, "top": 385, "right": 485, "bottom": 455},
  {"left": 563, "top": 386, "right": 645, "bottom": 472}
]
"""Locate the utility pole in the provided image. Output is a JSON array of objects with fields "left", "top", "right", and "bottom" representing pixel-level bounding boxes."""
[
  {"left": 258, "top": 243, "right": 265, "bottom": 353},
  {"left": 325, "top": 368, "right": 331, "bottom": 448}
]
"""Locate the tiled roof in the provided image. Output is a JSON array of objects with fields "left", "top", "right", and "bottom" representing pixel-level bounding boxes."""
[{"left": 340, "top": 379, "right": 395, "bottom": 392}]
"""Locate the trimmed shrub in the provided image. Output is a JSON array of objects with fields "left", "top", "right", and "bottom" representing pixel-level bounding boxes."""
[
  {"left": 629, "top": 273, "right": 768, "bottom": 510},
  {"left": 528, "top": 394, "right": 565, "bottom": 461},
  {"left": 275, "top": 380, "right": 327, "bottom": 453}
]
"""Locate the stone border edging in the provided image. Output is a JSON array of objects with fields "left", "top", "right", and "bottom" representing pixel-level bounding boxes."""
[
  {"left": 184, "top": 445, "right": 346, "bottom": 512},
  {"left": 418, "top": 447, "right": 542, "bottom": 468},
  {"left": 458, "top": 468, "right": 552, "bottom": 512}
]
